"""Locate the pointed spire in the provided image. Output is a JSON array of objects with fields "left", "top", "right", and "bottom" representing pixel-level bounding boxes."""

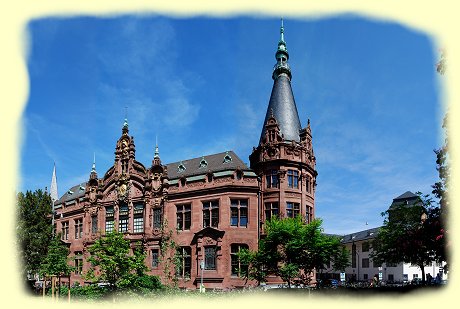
[
  {"left": 260, "top": 19, "right": 301, "bottom": 143},
  {"left": 154, "top": 135, "right": 160, "bottom": 159},
  {"left": 91, "top": 152, "right": 97, "bottom": 173},
  {"left": 50, "top": 162, "right": 58, "bottom": 202},
  {"left": 122, "top": 107, "right": 129, "bottom": 134}
]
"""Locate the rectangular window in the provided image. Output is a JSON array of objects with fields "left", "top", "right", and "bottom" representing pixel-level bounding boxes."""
[
  {"left": 119, "top": 204, "right": 129, "bottom": 233},
  {"left": 362, "top": 242, "right": 370, "bottom": 252},
  {"left": 203, "top": 200, "right": 219, "bottom": 228},
  {"left": 152, "top": 248, "right": 159, "bottom": 268},
  {"left": 91, "top": 215, "right": 98, "bottom": 234},
  {"left": 176, "top": 247, "right": 191, "bottom": 278},
  {"left": 287, "top": 170, "right": 299, "bottom": 188},
  {"left": 386, "top": 262, "right": 397, "bottom": 267},
  {"left": 231, "top": 244, "right": 249, "bottom": 277},
  {"left": 74, "top": 251, "right": 83, "bottom": 275},
  {"left": 264, "top": 202, "right": 279, "bottom": 221},
  {"left": 266, "top": 170, "right": 278, "bottom": 188},
  {"left": 352, "top": 244, "right": 357, "bottom": 268},
  {"left": 133, "top": 203, "right": 144, "bottom": 233},
  {"left": 363, "top": 274, "right": 368, "bottom": 280},
  {"left": 388, "top": 274, "right": 394, "bottom": 281},
  {"left": 62, "top": 221, "right": 69, "bottom": 240},
  {"left": 74, "top": 218, "right": 83, "bottom": 239},
  {"left": 373, "top": 260, "right": 381, "bottom": 268},
  {"left": 153, "top": 208, "right": 162, "bottom": 229},
  {"left": 105, "top": 206, "right": 114, "bottom": 233},
  {"left": 230, "top": 199, "right": 248, "bottom": 227},
  {"left": 286, "top": 202, "right": 300, "bottom": 218},
  {"left": 362, "top": 258, "right": 370, "bottom": 268},
  {"left": 204, "top": 247, "right": 216, "bottom": 270},
  {"left": 176, "top": 204, "right": 191, "bottom": 230},
  {"left": 305, "top": 206, "right": 312, "bottom": 224}
]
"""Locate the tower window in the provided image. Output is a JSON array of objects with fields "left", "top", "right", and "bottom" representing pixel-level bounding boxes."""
[
  {"left": 287, "top": 170, "right": 299, "bottom": 188},
  {"left": 286, "top": 202, "right": 300, "bottom": 218},
  {"left": 266, "top": 170, "right": 279, "bottom": 188},
  {"left": 265, "top": 202, "right": 279, "bottom": 221}
]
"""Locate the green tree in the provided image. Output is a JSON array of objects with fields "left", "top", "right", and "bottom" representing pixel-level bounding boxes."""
[
  {"left": 371, "top": 193, "right": 438, "bottom": 284},
  {"left": 240, "top": 216, "right": 349, "bottom": 287},
  {"left": 432, "top": 48, "right": 449, "bottom": 268},
  {"left": 39, "top": 234, "right": 74, "bottom": 278},
  {"left": 85, "top": 231, "right": 148, "bottom": 291},
  {"left": 16, "top": 189, "right": 53, "bottom": 282}
]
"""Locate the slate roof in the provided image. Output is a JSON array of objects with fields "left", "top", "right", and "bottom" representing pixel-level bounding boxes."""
[
  {"left": 56, "top": 151, "right": 253, "bottom": 205},
  {"left": 339, "top": 227, "right": 381, "bottom": 244},
  {"left": 166, "top": 150, "right": 252, "bottom": 180},
  {"left": 54, "top": 183, "right": 87, "bottom": 206},
  {"left": 259, "top": 74, "right": 302, "bottom": 143},
  {"left": 390, "top": 191, "right": 421, "bottom": 208}
]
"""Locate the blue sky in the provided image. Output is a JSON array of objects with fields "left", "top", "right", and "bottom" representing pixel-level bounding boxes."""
[{"left": 20, "top": 15, "right": 443, "bottom": 235}]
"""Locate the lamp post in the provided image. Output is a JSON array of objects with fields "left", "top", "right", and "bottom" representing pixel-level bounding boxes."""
[{"left": 200, "top": 260, "right": 205, "bottom": 293}]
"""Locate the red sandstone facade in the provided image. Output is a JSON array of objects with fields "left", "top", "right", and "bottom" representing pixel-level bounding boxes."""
[{"left": 53, "top": 21, "right": 317, "bottom": 290}]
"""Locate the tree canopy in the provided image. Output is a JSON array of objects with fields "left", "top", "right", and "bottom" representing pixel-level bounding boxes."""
[
  {"left": 16, "top": 189, "right": 53, "bottom": 280},
  {"left": 239, "top": 217, "right": 349, "bottom": 287},
  {"left": 371, "top": 193, "right": 440, "bottom": 284},
  {"left": 39, "top": 234, "right": 74, "bottom": 278},
  {"left": 85, "top": 231, "right": 148, "bottom": 290}
]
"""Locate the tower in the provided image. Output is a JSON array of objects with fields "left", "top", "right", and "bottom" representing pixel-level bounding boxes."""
[{"left": 250, "top": 19, "right": 317, "bottom": 230}]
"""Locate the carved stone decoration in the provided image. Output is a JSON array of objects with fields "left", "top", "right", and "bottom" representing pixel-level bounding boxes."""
[
  {"left": 116, "top": 173, "right": 131, "bottom": 203},
  {"left": 89, "top": 185, "right": 97, "bottom": 204},
  {"left": 151, "top": 173, "right": 161, "bottom": 192},
  {"left": 203, "top": 236, "right": 215, "bottom": 245}
]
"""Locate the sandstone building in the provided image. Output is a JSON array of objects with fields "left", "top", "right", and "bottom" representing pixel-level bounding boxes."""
[{"left": 53, "top": 21, "right": 317, "bottom": 290}]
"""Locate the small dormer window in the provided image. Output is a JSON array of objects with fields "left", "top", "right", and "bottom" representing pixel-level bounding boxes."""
[
  {"left": 223, "top": 152, "right": 232, "bottom": 163},
  {"left": 67, "top": 190, "right": 74, "bottom": 195},
  {"left": 199, "top": 157, "right": 208, "bottom": 168},
  {"left": 79, "top": 185, "right": 85, "bottom": 191},
  {"left": 178, "top": 162, "right": 186, "bottom": 173}
]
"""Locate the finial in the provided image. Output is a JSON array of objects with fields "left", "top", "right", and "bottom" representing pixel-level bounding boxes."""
[
  {"left": 280, "top": 18, "right": 285, "bottom": 43},
  {"left": 91, "top": 152, "right": 96, "bottom": 173},
  {"left": 154, "top": 135, "right": 160, "bottom": 159}
]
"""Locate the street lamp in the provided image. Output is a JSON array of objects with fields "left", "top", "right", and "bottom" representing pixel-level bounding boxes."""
[{"left": 200, "top": 260, "right": 205, "bottom": 293}]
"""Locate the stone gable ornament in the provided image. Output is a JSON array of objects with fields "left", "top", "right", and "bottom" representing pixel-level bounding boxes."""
[{"left": 116, "top": 174, "right": 131, "bottom": 203}]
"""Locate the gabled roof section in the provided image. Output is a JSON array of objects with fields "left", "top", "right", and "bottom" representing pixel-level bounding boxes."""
[
  {"left": 390, "top": 191, "right": 421, "bottom": 208},
  {"left": 166, "top": 151, "right": 251, "bottom": 180},
  {"left": 54, "top": 182, "right": 87, "bottom": 206},
  {"left": 339, "top": 227, "right": 381, "bottom": 244},
  {"left": 393, "top": 191, "right": 418, "bottom": 200}
]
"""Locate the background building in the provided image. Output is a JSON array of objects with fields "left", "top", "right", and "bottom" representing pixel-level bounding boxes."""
[{"left": 320, "top": 192, "right": 447, "bottom": 285}]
